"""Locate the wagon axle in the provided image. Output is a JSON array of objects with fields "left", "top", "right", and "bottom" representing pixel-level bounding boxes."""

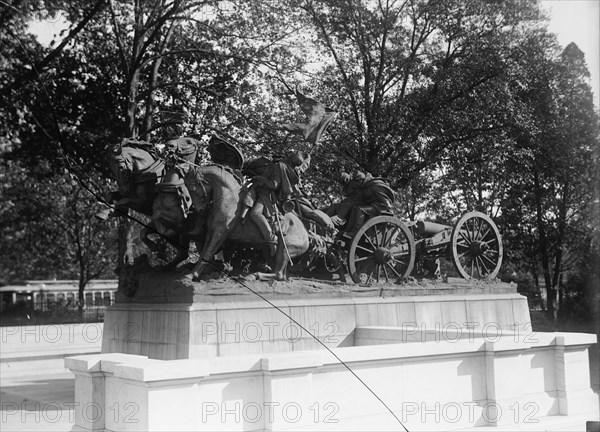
[
  {"left": 374, "top": 247, "right": 393, "bottom": 264},
  {"left": 469, "top": 241, "right": 489, "bottom": 255}
]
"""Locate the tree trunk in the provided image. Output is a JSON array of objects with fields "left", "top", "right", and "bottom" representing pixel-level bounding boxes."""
[
  {"left": 117, "top": 3, "right": 144, "bottom": 288},
  {"left": 533, "top": 171, "right": 556, "bottom": 324},
  {"left": 533, "top": 269, "right": 545, "bottom": 312},
  {"left": 550, "top": 180, "right": 570, "bottom": 326},
  {"left": 78, "top": 275, "right": 85, "bottom": 321},
  {"left": 142, "top": 24, "right": 174, "bottom": 139}
]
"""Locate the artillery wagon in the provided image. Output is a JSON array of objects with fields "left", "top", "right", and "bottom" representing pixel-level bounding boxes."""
[{"left": 326, "top": 211, "right": 503, "bottom": 285}]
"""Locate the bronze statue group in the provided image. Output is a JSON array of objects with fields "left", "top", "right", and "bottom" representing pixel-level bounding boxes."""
[
  {"left": 103, "top": 90, "right": 397, "bottom": 282},
  {"left": 242, "top": 145, "right": 395, "bottom": 255}
]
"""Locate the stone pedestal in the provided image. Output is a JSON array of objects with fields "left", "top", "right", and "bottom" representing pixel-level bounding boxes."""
[{"left": 102, "top": 281, "right": 531, "bottom": 360}]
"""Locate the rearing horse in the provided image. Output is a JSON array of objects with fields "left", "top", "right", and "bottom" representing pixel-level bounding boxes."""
[
  {"left": 175, "top": 162, "right": 310, "bottom": 281},
  {"left": 106, "top": 137, "right": 199, "bottom": 268}
]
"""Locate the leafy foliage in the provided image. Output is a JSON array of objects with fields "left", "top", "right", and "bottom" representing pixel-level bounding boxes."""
[{"left": 0, "top": 0, "right": 597, "bottom": 329}]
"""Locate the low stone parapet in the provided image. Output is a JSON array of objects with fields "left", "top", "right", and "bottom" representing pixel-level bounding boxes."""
[{"left": 68, "top": 331, "right": 598, "bottom": 431}]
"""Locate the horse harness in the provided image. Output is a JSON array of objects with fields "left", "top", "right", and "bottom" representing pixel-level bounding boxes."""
[{"left": 131, "top": 158, "right": 166, "bottom": 184}]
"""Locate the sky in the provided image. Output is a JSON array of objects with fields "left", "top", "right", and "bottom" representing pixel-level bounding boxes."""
[
  {"left": 28, "top": 1, "right": 600, "bottom": 109},
  {"left": 542, "top": 0, "right": 600, "bottom": 109}
]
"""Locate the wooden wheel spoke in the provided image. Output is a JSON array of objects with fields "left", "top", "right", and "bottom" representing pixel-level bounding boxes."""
[
  {"left": 477, "top": 256, "right": 491, "bottom": 274},
  {"left": 475, "top": 256, "right": 483, "bottom": 277},
  {"left": 465, "top": 220, "right": 475, "bottom": 241},
  {"left": 480, "top": 254, "right": 497, "bottom": 268},
  {"left": 390, "top": 257, "right": 409, "bottom": 267},
  {"left": 356, "top": 244, "right": 375, "bottom": 254},
  {"left": 355, "top": 255, "right": 371, "bottom": 268},
  {"left": 381, "top": 225, "right": 389, "bottom": 247},
  {"left": 385, "top": 262, "right": 402, "bottom": 278},
  {"left": 349, "top": 217, "right": 415, "bottom": 283},
  {"left": 482, "top": 255, "right": 493, "bottom": 274},
  {"left": 460, "top": 231, "right": 471, "bottom": 243},
  {"left": 382, "top": 264, "right": 390, "bottom": 281},
  {"left": 392, "top": 251, "right": 411, "bottom": 261},
  {"left": 474, "top": 219, "right": 485, "bottom": 241},
  {"left": 370, "top": 226, "right": 381, "bottom": 248},
  {"left": 364, "top": 232, "right": 377, "bottom": 250},
  {"left": 479, "top": 225, "right": 492, "bottom": 241},
  {"left": 451, "top": 212, "right": 502, "bottom": 280},
  {"left": 367, "top": 265, "right": 376, "bottom": 284},
  {"left": 354, "top": 255, "right": 373, "bottom": 263},
  {"left": 466, "top": 222, "right": 477, "bottom": 241},
  {"left": 458, "top": 251, "right": 470, "bottom": 260},
  {"left": 381, "top": 224, "right": 392, "bottom": 247}
]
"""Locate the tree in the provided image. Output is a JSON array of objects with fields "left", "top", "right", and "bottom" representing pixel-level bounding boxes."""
[
  {"left": 292, "top": 0, "right": 542, "bottom": 185},
  {"left": 0, "top": 0, "right": 107, "bottom": 98},
  {"left": 2, "top": 0, "right": 259, "bottom": 285},
  {"left": 500, "top": 36, "right": 599, "bottom": 323},
  {"left": 0, "top": 160, "right": 117, "bottom": 314}
]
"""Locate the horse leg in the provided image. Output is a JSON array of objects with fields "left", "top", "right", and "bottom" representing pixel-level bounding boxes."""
[
  {"left": 118, "top": 215, "right": 136, "bottom": 268},
  {"left": 273, "top": 237, "right": 291, "bottom": 281},
  {"left": 185, "top": 228, "right": 229, "bottom": 281}
]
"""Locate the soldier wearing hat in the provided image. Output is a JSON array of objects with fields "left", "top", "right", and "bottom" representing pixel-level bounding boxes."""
[{"left": 327, "top": 170, "right": 394, "bottom": 233}]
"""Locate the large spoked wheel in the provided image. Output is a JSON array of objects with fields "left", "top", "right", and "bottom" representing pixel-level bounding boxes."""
[
  {"left": 348, "top": 216, "right": 415, "bottom": 284},
  {"left": 451, "top": 211, "right": 503, "bottom": 279}
]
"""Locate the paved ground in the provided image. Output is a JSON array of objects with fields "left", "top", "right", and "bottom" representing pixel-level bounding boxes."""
[{"left": 1, "top": 369, "right": 75, "bottom": 432}]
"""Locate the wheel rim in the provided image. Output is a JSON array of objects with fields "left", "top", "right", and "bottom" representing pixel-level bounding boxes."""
[
  {"left": 451, "top": 211, "right": 503, "bottom": 279},
  {"left": 348, "top": 216, "right": 415, "bottom": 284}
]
